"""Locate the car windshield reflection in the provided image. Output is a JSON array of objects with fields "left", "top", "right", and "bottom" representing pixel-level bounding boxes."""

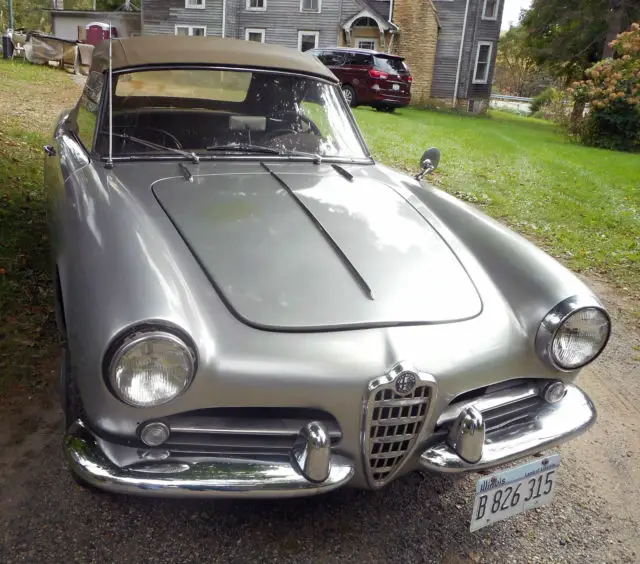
[{"left": 94, "top": 68, "right": 370, "bottom": 161}]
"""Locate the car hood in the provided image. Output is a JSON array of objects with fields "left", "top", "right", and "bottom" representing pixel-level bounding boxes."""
[{"left": 152, "top": 163, "right": 482, "bottom": 330}]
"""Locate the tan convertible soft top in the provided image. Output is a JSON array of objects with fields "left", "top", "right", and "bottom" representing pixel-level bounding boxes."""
[{"left": 90, "top": 36, "right": 337, "bottom": 82}]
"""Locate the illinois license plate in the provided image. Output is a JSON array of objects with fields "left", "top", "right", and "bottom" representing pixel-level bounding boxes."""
[{"left": 470, "top": 454, "right": 561, "bottom": 532}]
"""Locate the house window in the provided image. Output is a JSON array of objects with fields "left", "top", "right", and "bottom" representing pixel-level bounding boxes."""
[
  {"left": 247, "top": 0, "right": 266, "bottom": 11},
  {"left": 175, "top": 25, "right": 207, "bottom": 36},
  {"left": 482, "top": 0, "right": 499, "bottom": 20},
  {"left": 185, "top": 0, "right": 205, "bottom": 8},
  {"left": 300, "top": 0, "right": 321, "bottom": 12},
  {"left": 356, "top": 39, "right": 377, "bottom": 50},
  {"left": 353, "top": 17, "right": 377, "bottom": 27},
  {"left": 472, "top": 41, "right": 493, "bottom": 84},
  {"left": 298, "top": 31, "right": 319, "bottom": 52},
  {"left": 245, "top": 28, "right": 265, "bottom": 43}
]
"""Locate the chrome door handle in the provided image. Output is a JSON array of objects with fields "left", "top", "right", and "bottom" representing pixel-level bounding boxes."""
[{"left": 44, "top": 145, "right": 57, "bottom": 157}]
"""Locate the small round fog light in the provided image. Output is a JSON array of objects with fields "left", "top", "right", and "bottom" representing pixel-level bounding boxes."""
[
  {"left": 543, "top": 381, "right": 567, "bottom": 404},
  {"left": 140, "top": 422, "right": 170, "bottom": 446}
]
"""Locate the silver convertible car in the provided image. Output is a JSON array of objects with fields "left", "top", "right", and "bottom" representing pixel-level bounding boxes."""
[{"left": 45, "top": 36, "right": 610, "bottom": 529}]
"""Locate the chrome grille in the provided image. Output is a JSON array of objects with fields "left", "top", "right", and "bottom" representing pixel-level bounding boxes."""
[
  {"left": 147, "top": 408, "right": 341, "bottom": 459},
  {"left": 363, "top": 366, "right": 434, "bottom": 487},
  {"left": 483, "top": 396, "right": 544, "bottom": 434},
  {"left": 435, "top": 380, "right": 546, "bottom": 436}
]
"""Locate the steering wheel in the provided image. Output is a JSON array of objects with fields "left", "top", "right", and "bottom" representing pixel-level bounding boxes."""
[
  {"left": 112, "top": 125, "right": 183, "bottom": 149},
  {"left": 263, "top": 113, "right": 323, "bottom": 141}
]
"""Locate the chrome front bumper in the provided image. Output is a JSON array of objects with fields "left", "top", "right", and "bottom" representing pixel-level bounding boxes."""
[
  {"left": 420, "top": 384, "right": 596, "bottom": 473},
  {"left": 65, "top": 384, "right": 596, "bottom": 496},
  {"left": 65, "top": 420, "right": 355, "bottom": 498}
]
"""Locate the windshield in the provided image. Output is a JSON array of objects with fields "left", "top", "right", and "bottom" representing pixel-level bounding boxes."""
[{"left": 94, "top": 68, "right": 369, "bottom": 160}]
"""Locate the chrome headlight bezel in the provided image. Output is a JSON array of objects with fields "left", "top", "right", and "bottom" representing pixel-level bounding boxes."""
[
  {"left": 106, "top": 327, "right": 197, "bottom": 407},
  {"left": 535, "top": 295, "right": 611, "bottom": 372}
]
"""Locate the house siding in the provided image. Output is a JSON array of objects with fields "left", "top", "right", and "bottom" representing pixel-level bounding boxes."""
[
  {"left": 143, "top": 0, "right": 224, "bottom": 37},
  {"left": 430, "top": 0, "right": 503, "bottom": 104},
  {"left": 430, "top": 0, "right": 467, "bottom": 99},
  {"left": 143, "top": 0, "right": 364, "bottom": 48},
  {"left": 234, "top": 0, "right": 347, "bottom": 49},
  {"left": 463, "top": 0, "right": 504, "bottom": 100}
]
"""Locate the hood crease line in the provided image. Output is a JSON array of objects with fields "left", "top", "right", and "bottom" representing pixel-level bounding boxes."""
[{"left": 260, "top": 161, "right": 375, "bottom": 301}]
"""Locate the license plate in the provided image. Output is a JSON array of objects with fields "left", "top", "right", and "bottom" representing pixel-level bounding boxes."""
[
  {"left": 392, "top": 84, "right": 400, "bottom": 91},
  {"left": 470, "top": 454, "right": 560, "bottom": 532}
]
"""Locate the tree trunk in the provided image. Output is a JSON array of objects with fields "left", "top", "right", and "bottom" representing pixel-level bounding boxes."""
[
  {"left": 570, "top": 98, "right": 586, "bottom": 127},
  {"left": 602, "top": 0, "right": 624, "bottom": 58}
]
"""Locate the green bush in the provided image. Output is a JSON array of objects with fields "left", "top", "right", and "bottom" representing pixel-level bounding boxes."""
[
  {"left": 578, "top": 100, "right": 640, "bottom": 152},
  {"left": 571, "top": 23, "right": 640, "bottom": 152},
  {"left": 530, "top": 87, "right": 557, "bottom": 114}
]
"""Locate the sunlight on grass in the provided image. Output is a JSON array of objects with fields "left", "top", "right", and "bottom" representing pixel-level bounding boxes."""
[{"left": 355, "top": 107, "right": 640, "bottom": 291}]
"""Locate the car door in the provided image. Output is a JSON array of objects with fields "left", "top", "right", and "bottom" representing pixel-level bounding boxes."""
[{"left": 347, "top": 53, "right": 374, "bottom": 102}]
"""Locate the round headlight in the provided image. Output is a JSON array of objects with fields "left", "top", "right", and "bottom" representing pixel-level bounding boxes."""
[
  {"left": 536, "top": 296, "right": 610, "bottom": 371},
  {"left": 109, "top": 331, "right": 195, "bottom": 407},
  {"left": 551, "top": 307, "right": 610, "bottom": 369}
]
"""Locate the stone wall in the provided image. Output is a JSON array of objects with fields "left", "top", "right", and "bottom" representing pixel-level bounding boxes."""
[{"left": 392, "top": 0, "right": 439, "bottom": 105}]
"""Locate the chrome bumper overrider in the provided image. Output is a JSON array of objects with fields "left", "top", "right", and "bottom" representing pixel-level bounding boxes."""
[
  {"left": 419, "top": 384, "right": 596, "bottom": 473},
  {"left": 65, "top": 420, "right": 355, "bottom": 498}
]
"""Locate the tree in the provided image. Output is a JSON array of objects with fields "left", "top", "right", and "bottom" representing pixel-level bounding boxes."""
[
  {"left": 521, "top": 0, "right": 640, "bottom": 123},
  {"left": 494, "top": 26, "right": 551, "bottom": 96},
  {"left": 571, "top": 23, "right": 640, "bottom": 151},
  {"left": 0, "top": 0, "right": 50, "bottom": 31}
]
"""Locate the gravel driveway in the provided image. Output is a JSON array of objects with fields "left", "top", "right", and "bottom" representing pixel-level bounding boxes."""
[{"left": 0, "top": 277, "right": 638, "bottom": 563}]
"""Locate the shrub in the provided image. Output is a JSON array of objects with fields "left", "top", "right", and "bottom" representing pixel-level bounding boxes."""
[
  {"left": 570, "top": 23, "right": 640, "bottom": 152},
  {"left": 530, "top": 87, "right": 573, "bottom": 125},
  {"left": 530, "top": 87, "right": 556, "bottom": 114},
  {"left": 576, "top": 99, "right": 640, "bottom": 151}
]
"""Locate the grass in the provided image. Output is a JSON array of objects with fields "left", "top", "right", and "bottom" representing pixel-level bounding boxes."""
[
  {"left": 355, "top": 106, "right": 640, "bottom": 292},
  {"left": 0, "top": 59, "right": 81, "bottom": 398}
]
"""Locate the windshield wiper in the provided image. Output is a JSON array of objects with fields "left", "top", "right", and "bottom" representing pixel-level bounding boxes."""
[
  {"left": 101, "top": 131, "right": 200, "bottom": 163},
  {"left": 206, "top": 143, "right": 323, "bottom": 163},
  {"left": 280, "top": 150, "right": 323, "bottom": 163},
  {"left": 205, "top": 143, "right": 282, "bottom": 154}
]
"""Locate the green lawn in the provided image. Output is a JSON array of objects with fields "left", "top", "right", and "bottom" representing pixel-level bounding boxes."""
[{"left": 355, "top": 106, "right": 640, "bottom": 292}]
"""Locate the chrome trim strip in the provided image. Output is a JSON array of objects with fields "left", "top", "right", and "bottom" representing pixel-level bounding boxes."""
[
  {"left": 419, "top": 384, "right": 596, "bottom": 473},
  {"left": 374, "top": 398, "right": 426, "bottom": 407},
  {"left": 436, "top": 382, "right": 540, "bottom": 427},
  {"left": 65, "top": 421, "right": 355, "bottom": 498},
  {"left": 168, "top": 416, "right": 342, "bottom": 439}
]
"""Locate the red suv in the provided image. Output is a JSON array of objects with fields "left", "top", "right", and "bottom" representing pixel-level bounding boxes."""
[{"left": 309, "top": 47, "right": 412, "bottom": 112}]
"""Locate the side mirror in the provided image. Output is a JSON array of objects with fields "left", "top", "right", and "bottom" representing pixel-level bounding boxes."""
[{"left": 415, "top": 147, "right": 441, "bottom": 181}]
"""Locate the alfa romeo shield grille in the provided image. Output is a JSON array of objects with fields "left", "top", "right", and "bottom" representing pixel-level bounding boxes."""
[{"left": 364, "top": 374, "right": 432, "bottom": 487}]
